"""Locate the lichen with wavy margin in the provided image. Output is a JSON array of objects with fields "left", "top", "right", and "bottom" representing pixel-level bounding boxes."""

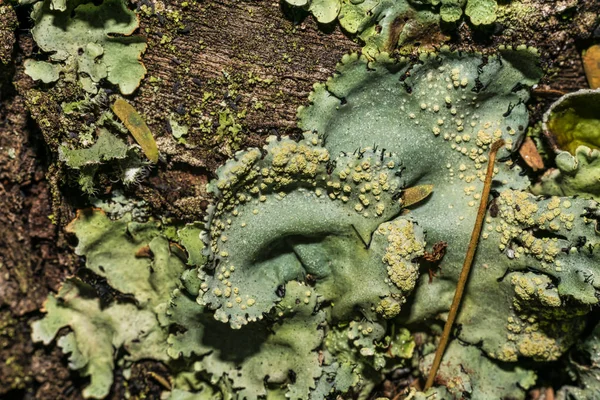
[
  {"left": 25, "top": 0, "right": 146, "bottom": 94},
  {"left": 199, "top": 132, "right": 426, "bottom": 328},
  {"left": 31, "top": 209, "right": 186, "bottom": 398},
  {"left": 297, "top": 46, "right": 600, "bottom": 396},
  {"left": 532, "top": 89, "right": 600, "bottom": 201},
  {"left": 283, "top": 0, "right": 502, "bottom": 56}
]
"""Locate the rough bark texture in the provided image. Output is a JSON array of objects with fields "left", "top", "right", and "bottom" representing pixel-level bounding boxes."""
[{"left": 0, "top": 0, "right": 598, "bottom": 398}]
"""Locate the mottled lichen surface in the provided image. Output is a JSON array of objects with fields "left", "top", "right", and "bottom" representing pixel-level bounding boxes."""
[
  {"left": 199, "top": 133, "right": 427, "bottom": 327},
  {"left": 11, "top": 0, "right": 600, "bottom": 398},
  {"left": 298, "top": 46, "right": 600, "bottom": 396}
]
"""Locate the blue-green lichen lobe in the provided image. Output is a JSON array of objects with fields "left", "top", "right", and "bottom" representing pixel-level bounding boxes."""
[
  {"left": 166, "top": 279, "right": 326, "bottom": 400},
  {"left": 198, "top": 132, "right": 426, "bottom": 327},
  {"left": 297, "top": 46, "right": 600, "bottom": 396}
]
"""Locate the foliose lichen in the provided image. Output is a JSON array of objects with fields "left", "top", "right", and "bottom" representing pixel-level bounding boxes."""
[
  {"left": 557, "top": 321, "right": 600, "bottom": 400},
  {"left": 25, "top": 0, "right": 146, "bottom": 94},
  {"left": 199, "top": 132, "right": 424, "bottom": 327},
  {"left": 286, "top": 0, "right": 441, "bottom": 56},
  {"left": 283, "top": 0, "right": 502, "bottom": 56},
  {"left": 53, "top": 93, "right": 152, "bottom": 194},
  {"left": 298, "top": 46, "right": 599, "bottom": 396},
  {"left": 32, "top": 209, "right": 185, "bottom": 398},
  {"left": 30, "top": 42, "right": 600, "bottom": 400},
  {"left": 532, "top": 89, "right": 600, "bottom": 201}
]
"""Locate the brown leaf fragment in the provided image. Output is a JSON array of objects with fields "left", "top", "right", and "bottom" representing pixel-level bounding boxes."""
[
  {"left": 401, "top": 184, "right": 434, "bottom": 208},
  {"left": 519, "top": 137, "right": 544, "bottom": 171},
  {"left": 583, "top": 44, "right": 600, "bottom": 89},
  {"left": 135, "top": 245, "right": 153, "bottom": 258}
]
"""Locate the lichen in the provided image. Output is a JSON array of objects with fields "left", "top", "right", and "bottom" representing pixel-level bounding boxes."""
[
  {"left": 283, "top": 0, "right": 502, "bottom": 56},
  {"left": 532, "top": 89, "right": 600, "bottom": 201},
  {"left": 420, "top": 340, "right": 536, "bottom": 399},
  {"left": 50, "top": 93, "right": 150, "bottom": 194},
  {"left": 32, "top": 280, "right": 169, "bottom": 398},
  {"left": 29, "top": 42, "right": 600, "bottom": 400},
  {"left": 297, "top": 46, "right": 599, "bottom": 396},
  {"left": 285, "top": 0, "right": 441, "bottom": 56},
  {"left": 25, "top": 0, "right": 146, "bottom": 94},
  {"left": 167, "top": 280, "right": 326, "bottom": 400},
  {"left": 557, "top": 321, "right": 600, "bottom": 400},
  {"left": 31, "top": 208, "right": 186, "bottom": 398},
  {"left": 199, "top": 132, "right": 425, "bottom": 327}
]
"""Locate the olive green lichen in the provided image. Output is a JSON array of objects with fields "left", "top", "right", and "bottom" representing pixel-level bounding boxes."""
[
  {"left": 32, "top": 209, "right": 186, "bottom": 398},
  {"left": 283, "top": 0, "right": 502, "bottom": 56},
  {"left": 25, "top": 0, "right": 146, "bottom": 94},
  {"left": 286, "top": 0, "right": 440, "bottom": 55},
  {"left": 59, "top": 128, "right": 129, "bottom": 169},
  {"left": 418, "top": 0, "right": 500, "bottom": 25},
  {"left": 53, "top": 93, "right": 151, "bottom": 194},
  {"left": 32, "top": 280, "right": 168, "bottom": 399},
  {"left": 532, "top": 89, "right": 600, "bottom": 201}
]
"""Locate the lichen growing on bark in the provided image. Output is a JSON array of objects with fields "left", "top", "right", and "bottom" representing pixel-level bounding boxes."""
[
  {"left": 24, "top": 0, "right": 600, "bottom": 395},
  {"left": 25, "top": 0, "right": 146, "bottom": 94}
]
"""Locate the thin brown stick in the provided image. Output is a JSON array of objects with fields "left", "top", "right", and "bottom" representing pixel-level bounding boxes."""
[{"left": 424, "top": 139, "right": 505, "bottom": 391}]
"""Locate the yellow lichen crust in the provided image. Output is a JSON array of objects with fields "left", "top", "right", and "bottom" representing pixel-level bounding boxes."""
[
  {"left": 491, "top": 191, "right": 577, "bottom": 263},
  {"left": 379, "top": 219, "right": 425, "bottom": 294},
  {"left": 496, "top": 273, "right": 588, "bottom": 362},
  {"left": 375, "top": 297, "right": 402, "bottom": 319}
]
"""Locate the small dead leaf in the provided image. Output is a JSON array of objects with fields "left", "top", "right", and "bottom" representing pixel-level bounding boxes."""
[
  {"left": 401, "top": 184, "right": 433, "bottom": 208},
  {"left": 135, "top": 245, "right": 153, "bottom": 258},
  {"left": 111, "top": 98, "right": 159, "bottom": 163},
  {"left": 519, "top": 137, "right": 544, "bottom": 171},
  {"left": 583, "top": 44, "right": 600, "bottom": 89}
]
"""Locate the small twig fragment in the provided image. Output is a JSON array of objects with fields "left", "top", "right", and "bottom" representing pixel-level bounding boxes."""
[{"left": 147, "top": 371, "right": 172, "bottom": 391}]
